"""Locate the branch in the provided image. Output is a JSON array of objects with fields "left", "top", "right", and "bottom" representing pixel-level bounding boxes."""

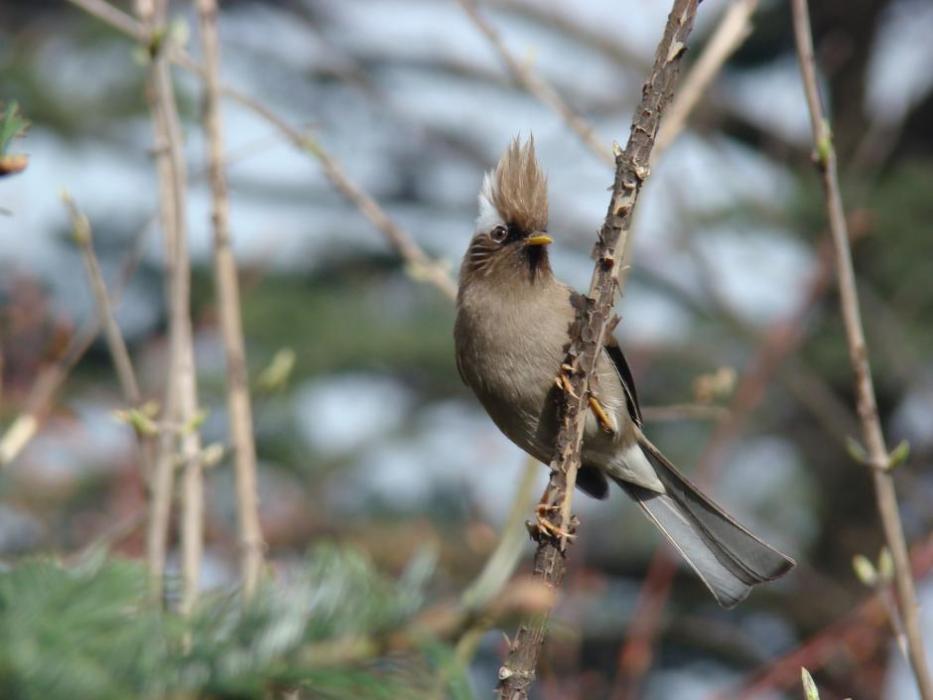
[
  {"left": 654, "top": 0, "right": 757, "bottom": 160},
  {"left": 496, "top": 2, "right": 699, "bottom": 697},
  {"left": 791, "top": 1, "right": 933, "bottom": 697},
  {"left": 457, "top": 0, "right": 612, "bottom": 166},
  {"left": 195, "top": 0, "right": 265, "bottom": 601},
  {"left": 138, "top": 0, "right": 204, "bottom": 611},
  {"left": 0, "top": 221, "right": 151, "bottom": 469},
  {"left": 487, "top": 0, "right": 650, "bottom": 74},
  {"left": 716, "top": 535, "right": 933, "bottom": 700},
  {"left": 620, "top": 0, "right": 758, "bottom": 289},
  {"left": 613, "top": 221, "right": 862, "bottom": 698},
  {"left": 65, "top": 0, "right": 456, "bottom": 301},
  {"left": 62, "top": 192, "right": 156, "bottom": 481}
]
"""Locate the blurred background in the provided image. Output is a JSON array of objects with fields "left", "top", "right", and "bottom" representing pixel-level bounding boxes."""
[{"left": 1, "top": 0, "right": 932, "bottom": 698}]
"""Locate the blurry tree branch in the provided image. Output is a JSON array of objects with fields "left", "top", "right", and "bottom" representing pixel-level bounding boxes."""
[
  {"left": 717, "top": 534, "right": 933, "bottom": 699},
  {"left": 462, "top": 457, "right": 539, "bottom": 614},
  {"left": 621, "top": 0, "right": 758, "bottom": 288},
  {"left": 65, "top": 0, "right": 457, "bottom": 301},
  {"left": 488, "top": 0, "right": 649, "bottom": 73},
  {"left": 298, "top": 574, "right": 554, "bottom": 671},
  {"left": 639, "top": 403, "right": 729, "bottom": 423},
  {"left": 62, "top": 192, "right": 156, "bottom": 480},
  {"left": 195, "top": 0, "right": 265, "bottom": 601},
  {"left": 792, "top": 1, "right": 932, "bottom": 697},
  {"left": 138, "top": 0, "right": 204, "bottom": 612},
  {"left": 655, "top": 0, "right": 758, "bottom": 160},
  {"left": 0, "top": 222, "right": 151, "bottom": 469},
  {"left": 613, "top": 210, "right": 865, "bottom": 700},
  {"left": 496, "top": 2, "right": 699, "bottom": 698},
  {"left": 457, "top": 0, "right": 613, "bottom": 166}
]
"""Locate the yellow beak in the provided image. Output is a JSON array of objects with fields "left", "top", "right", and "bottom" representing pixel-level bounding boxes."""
[{"left": 524, "top": 233, "right": 552, "bottom": 247}]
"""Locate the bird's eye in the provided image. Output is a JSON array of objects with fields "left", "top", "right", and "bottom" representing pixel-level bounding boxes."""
[{"left": 490, "top": 225, "right": 508, "bottom": 243}]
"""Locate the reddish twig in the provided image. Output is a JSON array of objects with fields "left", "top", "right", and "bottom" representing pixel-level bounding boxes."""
[
  {"left": 612, "top": 231, "right": 847, "bottom": 699},
  {"left": 713, "top": 535, "right": 933, "bottom": 699}
]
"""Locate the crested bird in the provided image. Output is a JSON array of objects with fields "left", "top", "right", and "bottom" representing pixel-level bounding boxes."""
[{"left": 454, "top": 137, "right": 794, "bottom": 607}]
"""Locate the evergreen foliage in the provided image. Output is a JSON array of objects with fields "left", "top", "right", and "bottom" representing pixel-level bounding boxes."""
[{"left": 0, "top": 546, "right": 469, "bottom": 700}]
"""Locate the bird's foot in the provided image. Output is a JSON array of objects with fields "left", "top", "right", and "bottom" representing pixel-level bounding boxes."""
[
  {"left": 555, "top": 365, "right": 580, "bottom": 399},
  {"left": 530, "top": 503, "right": 577, "bottom": 544}
]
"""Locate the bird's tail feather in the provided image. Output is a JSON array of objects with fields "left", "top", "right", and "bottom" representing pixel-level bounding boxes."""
[{"left": 615, "top": 437, "right": 795, "bottom": 608}]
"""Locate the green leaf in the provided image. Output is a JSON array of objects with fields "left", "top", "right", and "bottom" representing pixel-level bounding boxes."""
[
  {"left": 878, "top": 547, "right": 894, "bottom": 583},
  {"left": 801, "top": 667, "right": 821, "bottom": 700},
  {"left": 0, "top": 101, "right": 30, "bottom": 155},
  {"left": 852, "top": 554, "right": 877, "bottom": 586},
  {"left": 845, "top": 436, "right": 868, "bottom": 465},
  {"left": 887, "top": 439, "right": 910, "bottom": 470}
]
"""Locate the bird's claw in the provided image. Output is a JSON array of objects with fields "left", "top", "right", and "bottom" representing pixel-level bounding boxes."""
[
  {"left": 554, "top": 363, "right": 580, "bottom": 399},
  {"left": 530, "top": 503, "right": 577, "bottom": 543}
]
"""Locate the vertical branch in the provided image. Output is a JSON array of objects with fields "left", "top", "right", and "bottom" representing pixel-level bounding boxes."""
[
  {"left": 195, "top": 0, "right": 265, "bottom": 599},
  {"left": 790, "top": 1, "right": 933, "bottom": 698},
  {"left": 495, "top": 2, "right": 698, "bottom": 698},
  {"left": 140, "top": 0, "right": 205, "bottom": 611}
]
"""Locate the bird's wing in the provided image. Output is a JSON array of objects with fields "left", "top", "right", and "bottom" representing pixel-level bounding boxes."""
[{"left": 604, "top": 336, "right": 643, "bottom": 427}]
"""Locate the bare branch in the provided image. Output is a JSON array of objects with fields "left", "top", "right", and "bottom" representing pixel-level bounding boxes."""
[
  {"left": 195, "top": 0, "right": 265, "bottom": 599},
  {"left": 791, "top": 0, "right": 932, "bottom": 697},
  {"left": 496, "top": 2, "right": 699, "bottom": 697},
  {"left": 0, "top": 223, "right": 151, "bottom": 469},
  {"left": 487, "top": 0, "right": 650, "bottom": 74},
  {"left": 139, "top": 0, "right": 204, "bottom": 611},
  {"left": 62, "top": 191, "right": 156, "bottom": 479},
  {"left": 717, "top": 536, "right": 933, "bottom": 699},
  {"left": 614, "top": 225, "right": 862, "bottom": 697},
  {"left": 655, "top": 0, "right": 758, "bottom": 160},
  {"left": 457, "top": 0, "right": 612, "bottom": 166},
  {"left": 65, "top": 0, "right": 456, "bottom": 301},
  {"left": 639, "top": 403, "right": 730, "bottom": 423}
]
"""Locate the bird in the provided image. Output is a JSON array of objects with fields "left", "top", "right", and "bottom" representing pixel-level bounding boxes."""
[{"left": 454, "top": 136, "right": 795, "bottom": 607}]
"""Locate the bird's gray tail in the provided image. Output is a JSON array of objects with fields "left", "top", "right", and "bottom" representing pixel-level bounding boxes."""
[{"left": 615, "top": 437, "right": 795, "bottom": 608}]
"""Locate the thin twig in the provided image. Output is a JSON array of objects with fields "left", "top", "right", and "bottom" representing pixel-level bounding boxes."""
[
  {"left": 714, "top": 535, "right": 933, "bottom": 700},
  {"left": 487, "top": 0, "right": 650, "bottom": 74},
  {"left": 196, "top": 0, "right": 265, "bottom": 599},
  {"left": 0, "top": 221, "right": 152, "bottom": 469},
  {"left": 462, "top": 456, "right": 539, "bottom": 613},
  {"left": 621, "top": 0, "right": 758, "bottom": 288},
  {"left": 612, "top": 227, "right": 858, "bottom": 700},
  {"left": 457, "top": 0, "right": 613, "bottom": 166},
  {"left": 65, "top": 0, "right": 456, "bottom": 301},
  {"left": 496, "top": 2, "right": 699, "bottom": 697},
  {"left": 139, "top": 0, "right": 205, "bottom": 611},
  {"left": 791, "top": 1, "right": 932, "bottom": 697},
  {"left": 62, "top": 191, "right": 156, "bottom": 480},
  {"left": 639, "top": 403, "right": 729, "bottom": 423},
  {"left": 654, "top": 0, "right": 757, "bottom": 160}
]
